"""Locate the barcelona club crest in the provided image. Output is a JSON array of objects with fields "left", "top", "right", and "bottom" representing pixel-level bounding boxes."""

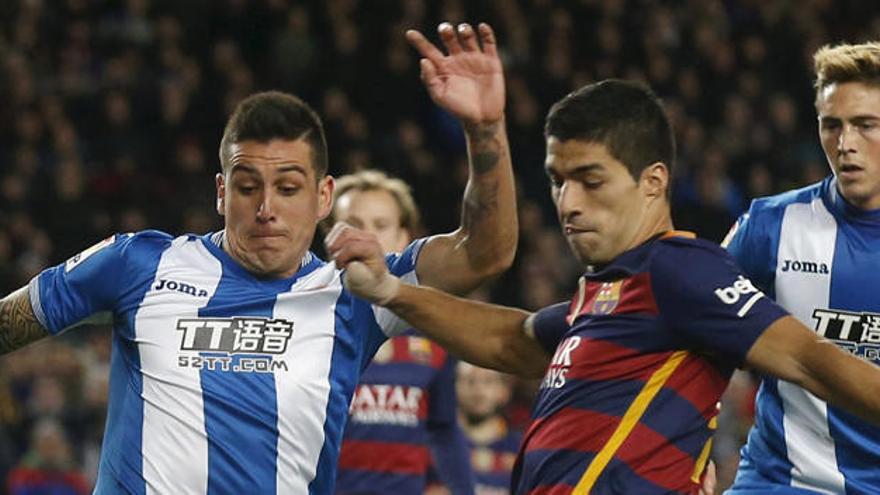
[{"left": 590, "top": 281, "right": 623, "bottom": 315}]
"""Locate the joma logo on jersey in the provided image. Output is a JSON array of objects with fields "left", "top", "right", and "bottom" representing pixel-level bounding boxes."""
[
  {"left": 176, "top": 317, "right": 294, "bottom": 354},
  {"left": 155, "top": 279, "right": 209, "bottom": 297},
  {"left": 781, "top": 259, "right": 829, "bottom": 274}
]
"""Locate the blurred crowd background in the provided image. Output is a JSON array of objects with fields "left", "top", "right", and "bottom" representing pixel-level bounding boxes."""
[{"left": 1, "top": 0, "right": 879, "bottom": 493}]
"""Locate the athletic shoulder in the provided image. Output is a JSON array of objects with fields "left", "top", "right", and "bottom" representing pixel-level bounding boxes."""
[{"left": 742, "top": 180, "right": 825, "bottom": 227}]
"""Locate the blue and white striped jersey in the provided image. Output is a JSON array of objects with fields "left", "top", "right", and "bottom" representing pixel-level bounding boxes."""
[
  {"left": 725, "top": 176, "right": 880, "bottom": 494},
  {"left": 28, "top": 230, "right": 424, "bottom": 495}
]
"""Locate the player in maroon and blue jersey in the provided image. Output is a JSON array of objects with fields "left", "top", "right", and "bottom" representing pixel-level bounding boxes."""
[
  {"left": 456, "top": 362, "right": 521, "bottom": 495},
  {"left": 330, "top": 171, "right": 474, "bottom": 495},
  {"left": 328, "top": 79, "right": 880, "bottom": 494}
]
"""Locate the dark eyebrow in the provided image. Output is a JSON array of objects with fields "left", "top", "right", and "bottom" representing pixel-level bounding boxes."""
[
  {"left": 545, "top": 163, "right": 604, "bottom": 176},
  {"left": 851, "top": 115, "right": 880, "bottom": 124},
  {"left": 819, "top": 115, "right": 880, "bottom": 124},
  {"left": 229, "top": 163, "right": 309, "bottom": 177}
]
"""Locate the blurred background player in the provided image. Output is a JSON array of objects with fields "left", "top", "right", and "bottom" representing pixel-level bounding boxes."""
[
  {"left": 424, "top": 361, "right": 520, "bottom": 495},
  {"left": 6, "top": 419, "right": 89, "bottom": 495},
  {"left": 724, "top": 41, "right": 880, "bottom": 494},
  {"left": 330, "top": 170, "right": 475, "bottom": 494},
  {"left": 455, "top": 362, "right": 520, "bottom": 495}
]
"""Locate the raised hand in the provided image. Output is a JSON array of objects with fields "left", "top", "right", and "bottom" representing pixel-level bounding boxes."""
[{"left": 406, "top": 22, "right": 504, "bottom": 126}]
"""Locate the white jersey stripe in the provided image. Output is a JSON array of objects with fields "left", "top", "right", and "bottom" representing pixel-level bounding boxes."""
[
  {"left": 138, "top": 237, "right": 223, "bottom": 494},
  {"left": 274, "top": 263, "right": 343, "bottom": 493},
  {"left": 775, "top": 197, "right": 845, "bottom": 493}
]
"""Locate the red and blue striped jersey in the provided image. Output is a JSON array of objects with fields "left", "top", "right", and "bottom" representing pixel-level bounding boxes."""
[
  {"left": 514, "top": 233, "right": 787, "bottom": 494},
  {"left": 468, "top": 419, "right": 522, "bottom": 495},
  {"left": 336, "top": 331, "right": 471, "bottom": 494}
]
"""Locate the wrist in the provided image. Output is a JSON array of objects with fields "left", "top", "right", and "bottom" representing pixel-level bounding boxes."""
[
  {"left": 371, "top": 272, "right": 401, "bottom": 306},
  {"left": 463, "top": 116, "right": 504, "bottom": 136}
]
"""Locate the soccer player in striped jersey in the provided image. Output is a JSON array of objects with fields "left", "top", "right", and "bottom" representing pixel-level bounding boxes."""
[
  {"left": 329, "top": 170, "right": 475, "bottom": 494},
  {"left": 327, "top": 79, "right": 880, "bottom": 495},
  {"left": 724, "top": 42, "right": 880, "bottom": 495},
  {"left": 455, "top": 362, "right": 521, "bottom": 495},
  {"left": 0, "top": 22, "right": 517, "bottom": 494}
]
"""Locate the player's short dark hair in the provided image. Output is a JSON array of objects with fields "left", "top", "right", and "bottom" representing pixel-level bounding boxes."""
[
  {"left": 545, "top": 79, "right": 675, "bottom": 194},
  {"left": 219, "top": 91, "right": 328, "bottom": 178}
]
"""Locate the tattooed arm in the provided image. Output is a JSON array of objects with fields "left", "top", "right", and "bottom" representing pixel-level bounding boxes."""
[
  {"left": 0, "top": 286, "right": 49, "bottom": 356},
  {"left": 405, "top": 23, "right": 517, "bottom": 295}
]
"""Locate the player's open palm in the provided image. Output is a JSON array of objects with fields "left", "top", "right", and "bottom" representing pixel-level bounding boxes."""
[{"left": 406, "top": 22, "right": 504, "bottom": 125}]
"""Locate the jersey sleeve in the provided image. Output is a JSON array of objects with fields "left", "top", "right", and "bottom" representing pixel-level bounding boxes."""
[
  {"left": 371, "top": 238, "right": 429, "bottom": 338},
  {"left": 651, "top": 239, "right": 788, "bottom": 365},
  {"left": 723, "top": 200, "right": 779, "bottom": 294},
  {"left": 529, "top": 302, "right": 571, "bottom": 354},
  {"left": 28, "top": 233, "right": 134, "bottom": 335}
]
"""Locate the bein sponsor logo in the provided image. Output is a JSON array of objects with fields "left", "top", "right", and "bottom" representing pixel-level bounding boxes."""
[
  {"left": 714, "top": 275, "right": 759, "bottom": 304},
  {"left": 714, "top": 276, "right": 764, "bottom": 317},
  {"left": 780, "top": 259, "right": 829, "bottom": 274}
]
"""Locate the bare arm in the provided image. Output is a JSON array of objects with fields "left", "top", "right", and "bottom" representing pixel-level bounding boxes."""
[
  {"left": 405, "top": 23, "right": 517, "bottom": 295},
  {"left": 386, "top": 283, "right": 548, "bottom": 378},
  {"left": 325, "top": 224, "right": 547, "bottom": 377},
  {"left": 745, "top": 315, "right": 880, "bottom": 423},
  {"left": 0, "top": 286, "right": 49, "bottom": 356}
]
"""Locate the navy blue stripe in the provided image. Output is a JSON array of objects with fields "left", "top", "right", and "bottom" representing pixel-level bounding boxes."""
[
  {"left": 200, "top": 277, "right": 280, "bottom": 495},
  {"left": 533, "top": 376, "right": 710, "bottom": 456},
  {"left": 516, "top": 448, "right": 593, "bottom": 490},
  {"left": 343, "top": 422, "right": 430, "bottom": 444},
  {"left": 336, "top": 467, "right": 425, "bottom": 493},
  {"left": 517, "top": 450, "right": 679, "bottom": 494}
]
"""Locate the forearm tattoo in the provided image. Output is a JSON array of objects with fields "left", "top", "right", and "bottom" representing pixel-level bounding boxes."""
[
  {"left": 462, "top": 180, "right": 500, "bottom": 232},
  {"left": 465, "top": 121, "right": 504, "bottom": 175},
  {"left": 0, "top": 287, "right": 48, "bottom": 355}
]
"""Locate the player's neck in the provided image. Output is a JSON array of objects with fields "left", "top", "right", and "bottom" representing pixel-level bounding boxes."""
[
  {"left": 625, "top": 207, "right": 674, "bottom": 253},
  {"left": 459, "top": 414, "right": 506, "bottom": 444}
]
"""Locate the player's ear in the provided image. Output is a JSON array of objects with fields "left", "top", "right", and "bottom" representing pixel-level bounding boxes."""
[
  {"left": 317, "top": 175, "right": 335, "bottom": 221},
  {"left": 640, "top": 162, "right": 668, "bottom": 199},
  {"left": 216, "top": 173, "right": 226, "bottom": 215}
]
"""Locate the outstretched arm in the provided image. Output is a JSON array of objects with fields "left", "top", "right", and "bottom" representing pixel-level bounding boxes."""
[
  {"left": 0, "top": 286, "right": 49, "bottom": 355},
  {"left": 326, "top": 224, "right": 548, "bottom": 378},
  {"left": 405, "top": 23, "right": 517, "bottom": 295},
  {"left": 745, "top": 315, "right": 880, "bottom": 423}
]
